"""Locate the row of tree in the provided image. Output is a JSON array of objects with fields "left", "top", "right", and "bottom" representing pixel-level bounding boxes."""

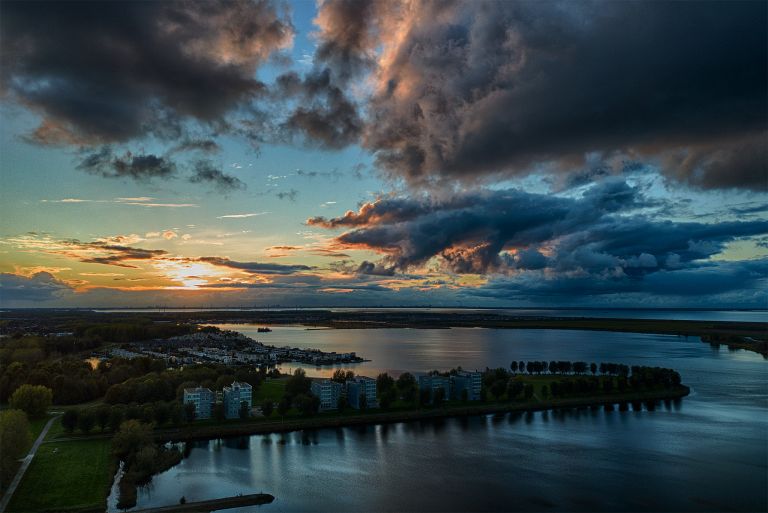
[{"left": 509, "top": 360, "right": 633, "bottom": 376}]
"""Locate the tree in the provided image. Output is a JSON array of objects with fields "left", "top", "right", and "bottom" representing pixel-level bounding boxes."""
[
  {"left": 376, "top": 373, "right": 395, "bottom": 397},
  {"left": 359, "top": 392, "right": 368, "bottom": 411},
  {"left": 331, "top": 369, "right": 355, "bottom": 383},
  {"left": 397, "top": 373, "right": 417, "bottom": 403},
  {"left": 112, "top": 420, "right": 152, "bottom": 460},
  {"left": 213, "top": 403, "right": 226, "bottom": 422},
  {"left": 285, "top": 369, "right": 311, "bottom": 398},
  {"left": 506, "top": 379, "right": 523, "bottom": 400},
  {"left": 154, "top": 402, "right": 170, "bottom": 426},
  {"left": 184, "top": 402, "right": 196, "bottom": 423},
  {"left": 10, "top": 384, "right": 53, "bottom": 419},
  {"left": 95, "top": 405, "right": 111, "bottom": 432},
  {"left": 433, "top": 388, "right": 445, "bottom": 407},
  {"left": 0, "top": 410, "right": 32, "bottom": 481},
  {"left": 294, "top": 394, "right": 319, "bottom": 417},
  {"left": 523, "top": 384, "right": 534, "bottom": 400},
  {"left": 62, "top": 409, "right": 79, "bottom": 433},
  {"left": 590, "top": 363, "right": 598, "bottom": 375},
  {"left": 490, "top": 379, "right": 506, "bottom": 400},
  {"left": 78, "top": 410, "right": 95, "bottom": 434},
  {"left": 108, "top": 407, "right": 125, "bottom": 432},
  {"left": 239, "top": 401, "right": 250, "bottom": 419},
  {"left": 510, "top": 361, "right": 518, "bottom": 373},
  {"left": 261, "top": 400, "right": 274, "bottom": 418},
  {"left": 277, "top": 397, "right": 291, "bottom": 418}
]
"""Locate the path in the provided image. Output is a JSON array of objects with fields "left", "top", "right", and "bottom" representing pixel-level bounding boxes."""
[
  {"left": 130, "top": 493, "right": 274, "bottom": 512},
  {"left": 0, "top": 415, "right": 59, "bottom": 513}
]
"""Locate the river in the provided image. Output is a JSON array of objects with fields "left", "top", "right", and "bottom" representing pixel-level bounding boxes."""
[{"left": 111, "top": 328, "right": 767, "bottom": 512}]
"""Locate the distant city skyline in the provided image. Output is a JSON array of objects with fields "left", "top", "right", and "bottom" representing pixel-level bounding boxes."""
[{"left": 1, "top": 0, "right": 766, "bottom": 308}]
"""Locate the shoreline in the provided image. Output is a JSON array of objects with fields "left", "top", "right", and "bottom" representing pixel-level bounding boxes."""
[{"left": 155, "top": 385, "right": 690, "bottom": 442}]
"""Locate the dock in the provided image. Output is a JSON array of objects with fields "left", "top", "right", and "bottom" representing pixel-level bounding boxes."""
[{"left": 130, "top": 493, "right": 274, "bottom": 512}]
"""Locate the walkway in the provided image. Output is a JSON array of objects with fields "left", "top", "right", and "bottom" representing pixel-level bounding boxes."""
[
  {"left": 130, "top": 493, "right": 274, "bottom": 512},
  {"left": 0, "top": 415, "right": 59, "bottom": 513}
]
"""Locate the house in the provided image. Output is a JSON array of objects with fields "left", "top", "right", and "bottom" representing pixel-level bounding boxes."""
[
  {"left": 183, "top": 387, "right": 214, "bottom": 419},
  {"left": 311, "top": 379, "right": 343, "bottom": 411},
  {"left": 223, "top": 381, "right": 253, "bottom": 419},
  {"left": 347, "top": 376, "right": 378, "bottom": 409}
]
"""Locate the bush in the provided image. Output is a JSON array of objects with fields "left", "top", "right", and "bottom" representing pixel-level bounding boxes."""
[{"left": 9, "top": 384, "right": 53, "bottom": 419}]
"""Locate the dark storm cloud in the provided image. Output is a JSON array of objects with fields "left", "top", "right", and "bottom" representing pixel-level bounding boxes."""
[
  {"left": 356, "top": 260, "right": 395, "bottom": 276},
  {"left": 196, "top": 257, "right": 311, "bottom": 275},
  {"left": 350, "top": 0, "right": 767, "bottom": 190},
  {"left": 188, "top": 161, "right": 245, "bottom": 191},
  {"left": 0, "top": 0, "right": 293, "bottom": 144},
  {"left": 469, "top": 258, "right": 768, "bottom": 303},
  {"left": 77, "top": 147, "right": 177, "bottom": 180},
  {"left": 276, "top": 69, "right": 363, "bottom": 149},
  {"left": 313, "top": 0, "right": 379, "bottom": 83},
  {"left": 309, "top": 180, "right": 768, "bottom": 276},
  {"left": 170, "top": 139, "right": 222, "bottom": 154},
  {"left": 0, "top": 272, "right": 73, "bottom": 302}
]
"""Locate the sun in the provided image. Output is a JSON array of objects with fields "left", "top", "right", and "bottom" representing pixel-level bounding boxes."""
[{"left": 153, "top": 260, "right": 226, "bottom": 289}]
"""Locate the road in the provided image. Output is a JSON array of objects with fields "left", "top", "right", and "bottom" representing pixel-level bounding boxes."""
[{"left": 0, "top": 415, "right": 59, "bottom": 513}]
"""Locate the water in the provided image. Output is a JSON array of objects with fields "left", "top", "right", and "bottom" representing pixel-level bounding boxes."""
[
  {"left": 85, "top": 307, "right": 768, "bottom": 322},
  {"left": 112, "top": 328, "right": 768, "bottom": 512}
]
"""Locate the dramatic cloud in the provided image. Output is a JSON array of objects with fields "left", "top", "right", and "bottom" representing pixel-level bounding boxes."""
[
  {"left": 340, "top": 0, "right": 766, "bottom": 190},
  {"left": 276, "top": 69, "right": 363, "bottom": 148},
  {"left": 309, "top": 180, "right": 768, "bottom": 281},
  {"left": 1, "top": 0, "right": 293, "bottom": 144},
  {"left": 195, "top": 257, "right": 312, "bottom": 275},
  {"left": 188, "top": 160, "right": 245, "bottom": 191},
  {"left": 0, "top": 272, "right": 73, "bottom": 302},
  {"left": 469, "top": 258, "right": 768, "bottom": 305},
  {"left": 77, "top": 147, "right": 176, "bottom": 180}
]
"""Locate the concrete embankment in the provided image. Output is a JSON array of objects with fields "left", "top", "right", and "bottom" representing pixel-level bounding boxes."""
[
  {"left": 156, "top": 386, "right": 690, "bottom": 443},
  {"left": 130, "top": 493, "right": 274, "bottom": 513}
]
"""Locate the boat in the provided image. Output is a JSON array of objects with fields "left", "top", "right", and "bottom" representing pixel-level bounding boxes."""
[{"left": 257, "top": 327, "right": 272, "bottom": 333}]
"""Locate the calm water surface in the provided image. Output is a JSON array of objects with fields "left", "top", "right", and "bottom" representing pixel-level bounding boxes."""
[
  {"left": 88, "top": 308, "right": 768, "bottom": 322},
  {"left": 112, "top": 328, "right": 768, "bottom": 512}
]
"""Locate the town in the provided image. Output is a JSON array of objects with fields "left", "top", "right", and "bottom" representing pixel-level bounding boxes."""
[
  {"left": 103, "top": 327, "right": 364, "bottom": 368},
  {"left": 182, "top": 369, "right": 485, "bottom": 421}
]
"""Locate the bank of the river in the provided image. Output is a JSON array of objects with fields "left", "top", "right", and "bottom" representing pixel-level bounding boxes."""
[
  {"left": 155, "top": 385, "right": 689, "bottom": 442},
  {"left": 130, "top": 493, "right": 274, "bottom": 513}
]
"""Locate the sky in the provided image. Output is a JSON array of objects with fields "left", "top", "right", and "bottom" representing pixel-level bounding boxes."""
[{"left": 0, "top": 0, "right": 766, "bottom": 309}]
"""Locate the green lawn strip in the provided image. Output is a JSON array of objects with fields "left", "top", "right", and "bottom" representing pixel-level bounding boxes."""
[{"left": 7, "top": 439, "right": 115, "bottom": 513}]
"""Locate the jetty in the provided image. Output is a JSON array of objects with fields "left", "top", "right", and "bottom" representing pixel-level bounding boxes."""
[{"left": 130, "top": 493, "right": 274, "bottom": 513}]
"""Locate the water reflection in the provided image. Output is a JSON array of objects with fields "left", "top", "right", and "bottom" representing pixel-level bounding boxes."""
[{"left": 112, "top": 329, "right": 766, "bottom": 513}]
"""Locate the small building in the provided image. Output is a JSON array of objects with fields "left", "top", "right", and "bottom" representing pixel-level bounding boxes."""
[
  {"left": 346, "top": 376, "right": 378, "bottom": 409},
  {"left": 418, "top": 375, "right": 450, "bottom": 403},
  {"left": 183, "top": 387, "right": 214, "bottom": 420},
  {"left": 311, "top": 379, "right": 343, "bottom": 411},
  {"left": 450, "top": 370, "right": 482, "bottom": 401},
  {"left": 223, "top": 381, "right": 253, "bottom": 419}
]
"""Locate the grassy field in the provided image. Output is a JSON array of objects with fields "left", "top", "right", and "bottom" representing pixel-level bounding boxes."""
[
  {"left": 253, "top": 377, "right": 287, "bottom": 404},
  {"left": 7, "top": 439, "right": 114, "bottom": 513}
]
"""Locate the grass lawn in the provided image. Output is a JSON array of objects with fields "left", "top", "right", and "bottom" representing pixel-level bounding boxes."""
[
  {"left": 253, "top": 377, "right": 287, "bottom": 404},
  {"left": 8, "top": 439, "right": 114, "bottom": 513}
]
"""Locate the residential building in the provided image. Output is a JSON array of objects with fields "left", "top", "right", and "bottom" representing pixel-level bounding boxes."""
[
  {"left": 311, "top": 379, "right": 343, "bottom": 411},
  {"left": 223, "top": 381, "right": 253, "bottom": 419},
  {"left": 183, "top": 387, "right": 214, "bottom": 420},
  {"left": 418, "top": 375, "right": 450, "bottom": 403},
  {"left": 451, "top": 370, "right": 482, "bottom": 401},
  {"left": 347, "top": 376, "right": 378, "bottom": 409}
]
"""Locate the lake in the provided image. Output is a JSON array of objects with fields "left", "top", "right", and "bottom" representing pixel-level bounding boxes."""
[
  {"left": 87, "top": 307, "right": 768, "bottom": 323},
  {"left": 111, "top": 328, "right": 768, "bottom": 512}
]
